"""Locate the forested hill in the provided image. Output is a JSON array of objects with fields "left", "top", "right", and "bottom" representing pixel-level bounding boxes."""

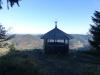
[{"left": 9, "top": 34, "right": 91, "bottom": 50}]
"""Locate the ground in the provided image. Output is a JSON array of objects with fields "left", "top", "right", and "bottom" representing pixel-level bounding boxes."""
[{"left": 0, "top": 49, "right": 100, "bottom": 75}]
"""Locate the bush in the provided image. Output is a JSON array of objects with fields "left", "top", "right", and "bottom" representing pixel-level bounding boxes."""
[
  {"left": 81, "top": 49, "right": 100, "bottom": 57},
  {"left": 0, "top": 52, "right": 40, "bottom": 75},
  {"left": 8, "top": 44, "right": 16, "bottom": 52}
]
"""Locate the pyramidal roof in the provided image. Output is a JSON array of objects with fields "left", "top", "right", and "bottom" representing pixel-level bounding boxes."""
[{"left": 41, "top": 22, "right": 72, "bottom": 40}]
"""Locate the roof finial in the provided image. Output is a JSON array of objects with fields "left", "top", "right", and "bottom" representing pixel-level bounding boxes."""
[{"left": 55, "top": 21, "right": 57, "bottom": 28}]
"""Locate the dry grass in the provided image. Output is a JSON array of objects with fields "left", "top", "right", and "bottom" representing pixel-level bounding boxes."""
[{"left": 0, "top": 48, "right": 9, "bottom": 56}]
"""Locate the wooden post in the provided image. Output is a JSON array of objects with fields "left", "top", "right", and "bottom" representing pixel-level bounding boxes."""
[
  {"left": 44, "top": 39, "right": 48, "bottom": 48},
  {"left": 44, "top": 39, "right": 48, "bottom": 54},
  {"left": 44, "top": 39, "right": 46, "bottom": 50},
  {"left": 54, "top": 39, "right": 55, "bottom": 43},
  {"left": 64, "top": 39, "right": 66, "bottom": 44},
  {"left": 67, "top": 39, "right": 69, "bottom": 50}
]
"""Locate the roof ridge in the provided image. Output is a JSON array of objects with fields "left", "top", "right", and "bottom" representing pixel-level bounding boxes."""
[{"left": 41, "top": 26, "right": 73, "bottom": 39}]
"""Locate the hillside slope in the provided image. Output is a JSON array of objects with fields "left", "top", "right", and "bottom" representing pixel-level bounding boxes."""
[
  {"left": 9, "top": 34, "right": 43, "bottom": 50},
  {"left": 9, "top": 34, "right": 91, "bottom": 50}
]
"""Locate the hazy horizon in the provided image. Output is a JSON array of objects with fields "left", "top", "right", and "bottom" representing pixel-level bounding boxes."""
[{"left": 9, "top": 33, "right": 89, "bottom": 35}]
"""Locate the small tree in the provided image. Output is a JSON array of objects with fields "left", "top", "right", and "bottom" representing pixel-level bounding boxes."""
[
  {"left": 0, "top": 24, "right": 14, "bottom": 45},
  {"left": 89, "top": 11, "right": 100, "bottom": 50}
]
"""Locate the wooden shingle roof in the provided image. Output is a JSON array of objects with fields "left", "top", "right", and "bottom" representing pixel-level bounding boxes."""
[{"left": 41, "top": 25, "right": 72, "bottom": 40}]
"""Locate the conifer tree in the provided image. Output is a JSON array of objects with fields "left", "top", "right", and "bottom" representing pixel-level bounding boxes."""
[
  {"left": 89, "top": 11, "right": 100, "bottom": 50},
  {"left": 0, "top": 24, "right": 14, "bottom": 42},
  {"left": 0, "top": 0, "right": 21, "bottom": 9}
]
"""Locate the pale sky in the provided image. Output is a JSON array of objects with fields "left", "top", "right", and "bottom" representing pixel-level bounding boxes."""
[{"left": 0, "top": 0, "right": 100, "bottom": 34}]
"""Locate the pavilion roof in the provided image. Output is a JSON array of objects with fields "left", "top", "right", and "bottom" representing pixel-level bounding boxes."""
[{"left": 41, "top": 24, "right": 73, "bottom": 40}]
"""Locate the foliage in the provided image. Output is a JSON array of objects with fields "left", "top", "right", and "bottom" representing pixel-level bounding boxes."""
[
  {"left": 8, "top": 44, "right": 16, "bottom": 52},
  {"left": 0, "top": 25, "right": 7, "bottom": 42},
  {"left": 0, "top": 25, "right": 14, "bottom": 42},
  {"left": 0, "top": 51, "right": 39, "bottom": 75},
  {"left": 0, "top": 24, "right": 15, "bottom": 48},
  {"left": 89, "top": 11, "right": 100, "bottom": 50},
  {"left": 81, "top": 49, "right": 100, "bottom": 57},
  {"left": 0, "top": 0, "right": 21, "bottom": 9}
]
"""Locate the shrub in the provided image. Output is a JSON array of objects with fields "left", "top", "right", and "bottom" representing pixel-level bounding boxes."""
[{"left": 0, "top": 52, "right": 40, "bottom": 75}]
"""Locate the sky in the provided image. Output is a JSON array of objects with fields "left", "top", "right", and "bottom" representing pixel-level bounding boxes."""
[{"left": 0, "top": 0, "right": 100, "bottom": 34}]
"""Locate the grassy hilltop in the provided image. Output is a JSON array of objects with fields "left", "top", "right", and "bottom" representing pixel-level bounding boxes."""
[
  {"left": 0, "top": 49, "right": 100, "bottom": 75},
  {"left": 0, "top": 34, "right": 99, "bottom": 75}
]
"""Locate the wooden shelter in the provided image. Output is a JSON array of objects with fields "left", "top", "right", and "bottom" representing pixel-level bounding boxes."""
[{"left": 41, "top": 21, "right": 72, "bottom": 54}]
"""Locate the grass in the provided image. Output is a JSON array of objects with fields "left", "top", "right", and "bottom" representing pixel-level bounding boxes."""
[
  {"left": 0, "top": 48, "right": 9, "bottom": 56},
  {"left": 0, "top": 50, "right": 41, "bottom": 75},
  {"left": 79, "top": 49, "right": 100, "bottom": 57},
  {"left": 0, "top": 49, "right": 100, "bottom": 75}
]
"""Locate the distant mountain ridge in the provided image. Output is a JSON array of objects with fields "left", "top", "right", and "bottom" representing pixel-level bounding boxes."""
[
  {"left": 9, "top": 34, "right": 91, "bottom": 50},
  {"left": 70, "top": 34, "right": 91, "bottom": 50}
]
